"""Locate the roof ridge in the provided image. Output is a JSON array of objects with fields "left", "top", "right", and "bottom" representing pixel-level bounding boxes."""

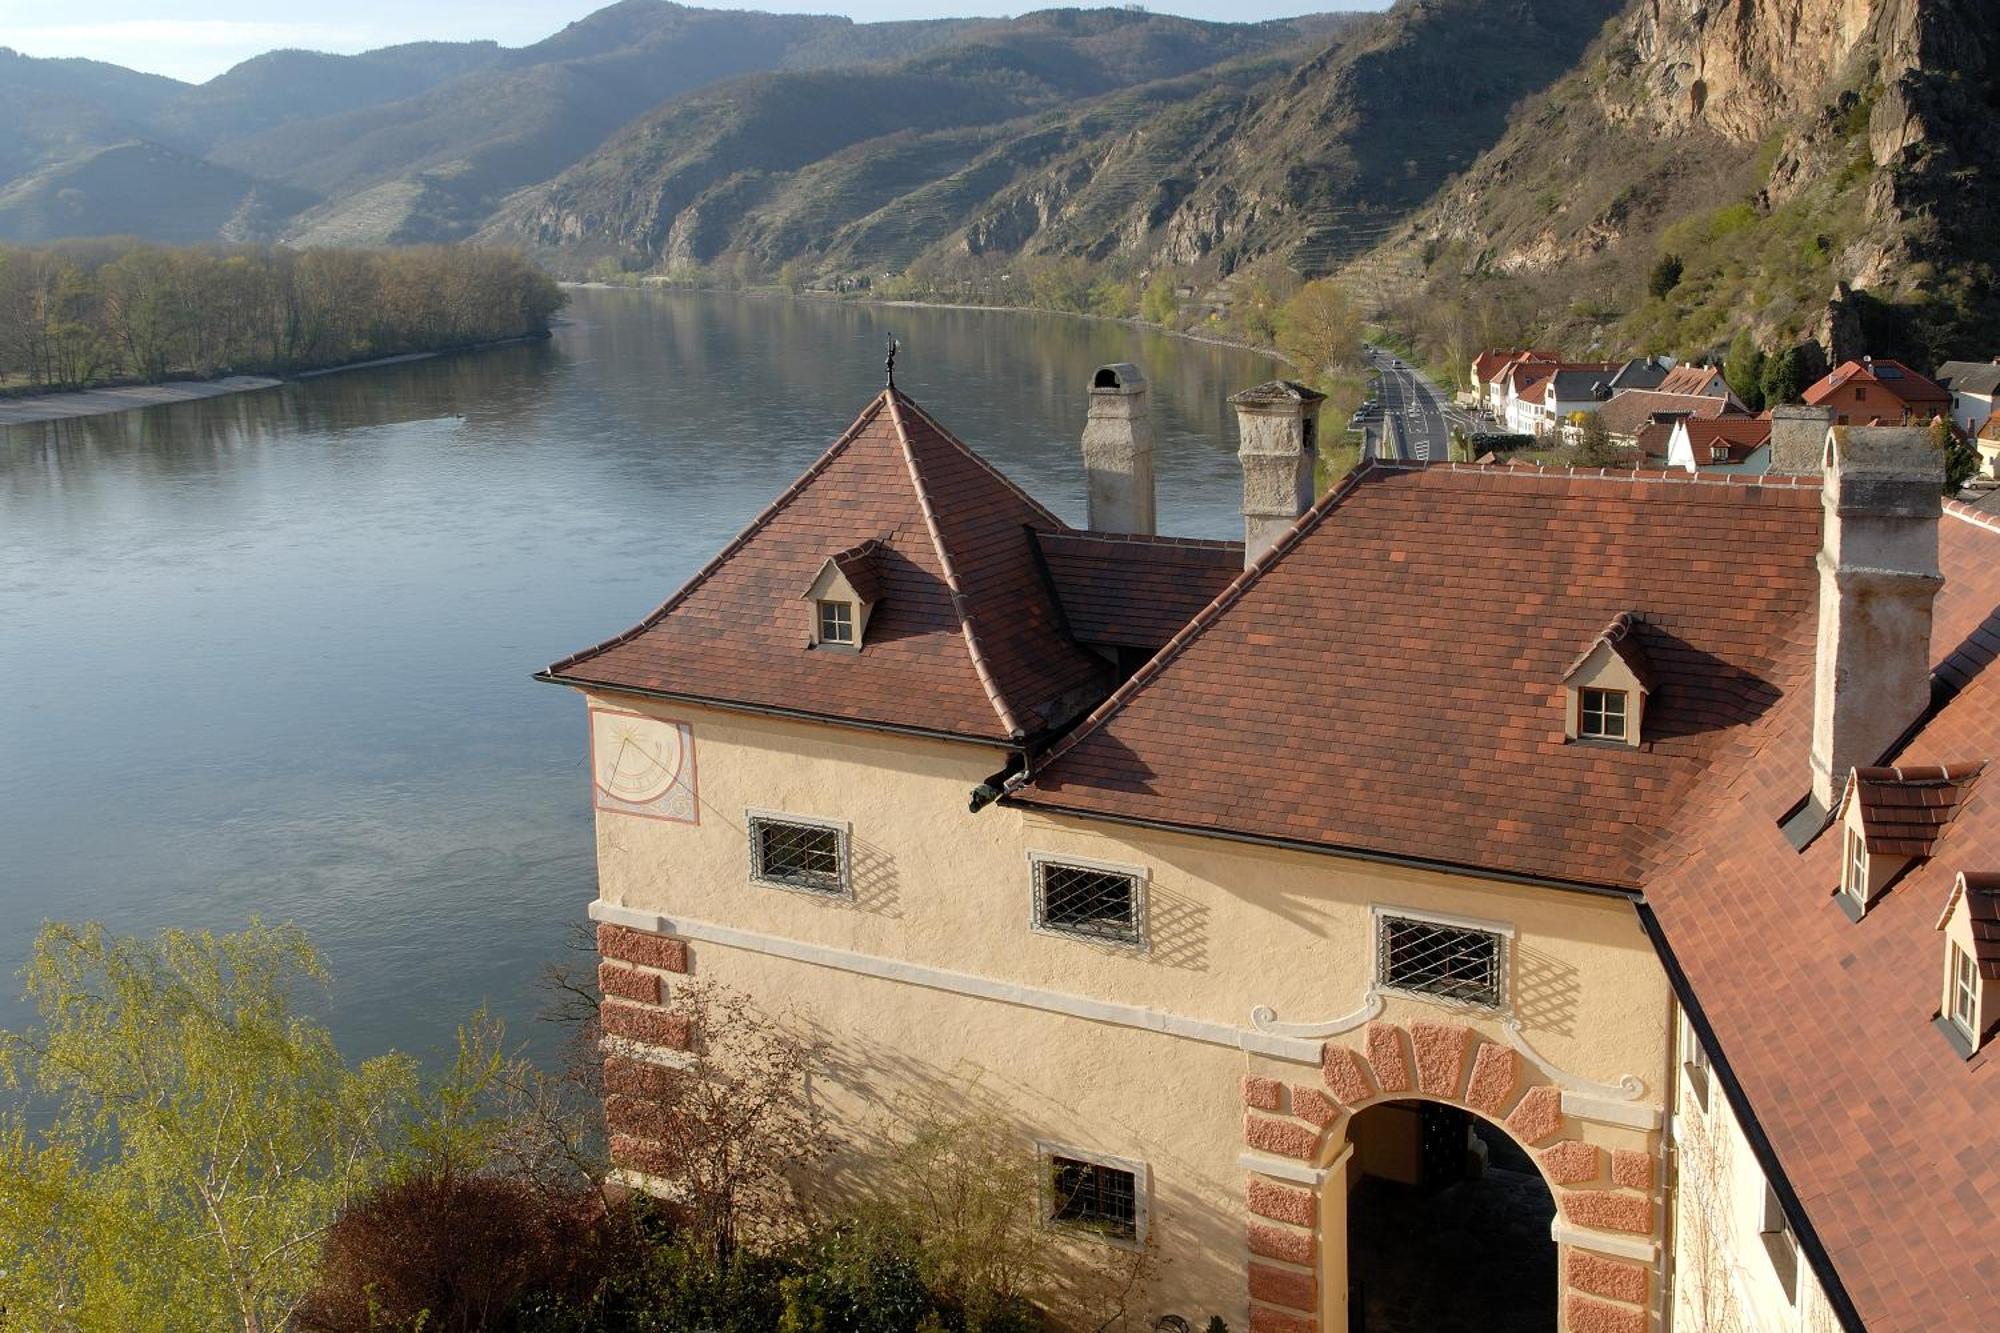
[
  {"left": 1025, "top": 458, "right": 1393, "bottom": 779},
  {"left": 883, "top": 390, "right": 1028, "bottom": 742},
  {"left": 890, "top": 389, "right": 1069, "bottom": 531},
  {"left": 545, "top": 392, "right": 891, "bottom": 678}
]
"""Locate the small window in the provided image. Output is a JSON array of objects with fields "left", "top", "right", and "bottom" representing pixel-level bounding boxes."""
[
  {"left": 1950, "top": 941, "right": 1979, "bottom": 1038},
  {"left": 1578, "top": 688, "right": 1628, "bottom": 741},
  {"left": 1843, "top": 826, "right": 1869, "bottom": 904},
  {"left": 1047, "top": 1153, "right": 1138, "bottom": 1241},
  {"left": 1378, "top": 914, "right": 1505, "bottom": 1008},
  {"left": 1854, "top": 386, "right": 1867, "bottom": 402},
  {"left": 748, "top": 813, "right": 848, "bottom": 895},
  {"left": 1760, "top": 1183, "right": 1800, "bottom": 1304},
  {"left": 816, "top": 600, "right": 855, "bottom": 645},
  {"left": 1033, "top": 858, "right": 1143, "bottom": 946}
]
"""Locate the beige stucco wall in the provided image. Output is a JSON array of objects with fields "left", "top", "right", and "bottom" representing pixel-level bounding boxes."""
[
  {"left": 583, "top": 689, "right": 1677, "bottom": 1323},
  {"left": 1669, "top": 1010, "right": 1842, "bottom": 1333}
]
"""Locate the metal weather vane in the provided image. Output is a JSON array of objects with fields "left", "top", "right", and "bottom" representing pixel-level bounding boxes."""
[{"left": 885, "top": 335, "right": 900, "bottom": 390}]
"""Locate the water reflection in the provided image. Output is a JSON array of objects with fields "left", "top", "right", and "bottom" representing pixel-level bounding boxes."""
[{"left": 0, "top": 288, "right": 1279, "bottom": 1064}]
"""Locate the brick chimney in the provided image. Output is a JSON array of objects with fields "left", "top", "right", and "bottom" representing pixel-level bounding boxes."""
[
  {"left": 1231, "top": 380, "right": 1325, "bottom": 566},
  {"left": 1810, "top": 425, "right": 1945, "bottom": 813},
  {"left": 1081, "top": 363, "right": 1155, "bottom": 535}
]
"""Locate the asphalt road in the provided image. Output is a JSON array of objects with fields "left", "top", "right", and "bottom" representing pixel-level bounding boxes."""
[{"left": 1362, "top": 346, "right": 1471, "bottom": 462}]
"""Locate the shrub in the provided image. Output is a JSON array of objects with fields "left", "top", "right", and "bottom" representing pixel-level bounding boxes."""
[
  {"left": 296, "top": 1171, "right": 621, "bottom": 1333},
  {"left": 1647, "top": 254, "right": 1684, "bottom": 299}
]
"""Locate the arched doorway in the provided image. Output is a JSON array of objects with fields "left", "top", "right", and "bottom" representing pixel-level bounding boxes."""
[{"left": 1343, "top": 1098, "right": 1557, "bottom": 1332}]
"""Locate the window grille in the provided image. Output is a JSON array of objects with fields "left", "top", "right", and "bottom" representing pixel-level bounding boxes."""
[
  {"left": 1048, "top": 1155, "right": 1138, "bottom": 1240},
  {"left": 749, "top": 815, "right": 847, "bottom": 894},
  {"left": 817, "top": 599, "right": 855, "bottom": 644},
  {"left": 1034, "top": 860, "right": 1142, "bottom": 945},
  {"left": 1579, "top": 687, "right": 1628, "bottom": 741},
  {"left": 1378, "top": 914, "right": 1505, "bottom": 1008}
]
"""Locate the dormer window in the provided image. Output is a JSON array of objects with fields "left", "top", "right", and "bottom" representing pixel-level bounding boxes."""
[
  {"left": 1836, "top": 764, "right": 1981, "bottom": 920},
  {"left": 817, "top": 599, "right": 855, "bottom": 645},
  {"left": 1562, "top": 613, "right": 1651, "bottom": 747},
  {"left": 1578, "top": 688, "right": 1628, "bottom": 741},
  {"left": 1934, "top": 870, "right": 2000, "bottom": 1058},
  {"left": 801, "top": 540, "right": 883, "bottom": 651}
]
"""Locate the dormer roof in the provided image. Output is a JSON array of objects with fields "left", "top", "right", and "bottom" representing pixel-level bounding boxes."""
[
  {"left": 541, "top": 390, "right": 1107, "bottom": 744},
  {"left": 805, "top": 539, "right": 885, "bottom": 606},
  {"left": 1839, "top": 763, "right": 1984, "bottom": 858},
  {"left": 1563, "top": 612, "right": 1654, "bottom": 693},
  {"left": 1936, "top": 871, "right": 2000, "bottom": 978}
]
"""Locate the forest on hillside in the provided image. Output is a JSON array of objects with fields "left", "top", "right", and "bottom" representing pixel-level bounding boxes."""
[{"left": 0, "top": 242, "right": 565, "bottom": 392}]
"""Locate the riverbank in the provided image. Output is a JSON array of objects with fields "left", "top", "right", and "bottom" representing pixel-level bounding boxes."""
[{"left": 0, "top": 331, "right": 555, "bottom": 429}]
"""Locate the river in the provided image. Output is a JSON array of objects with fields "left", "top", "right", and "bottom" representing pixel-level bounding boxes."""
[{"left": 0, "top": 286, "right": 1281, "bottom": 1063}]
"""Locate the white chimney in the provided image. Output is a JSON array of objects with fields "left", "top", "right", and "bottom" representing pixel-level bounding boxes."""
[
  {"left": 1081, "top": 363, "right": 1155, "bottom": 535},
  {"left": 1810, "top": 424, "right": 1945, "bottom": 813},
  {"left": 1232, "top": 380, "right": 1326, "bottom": 567}
]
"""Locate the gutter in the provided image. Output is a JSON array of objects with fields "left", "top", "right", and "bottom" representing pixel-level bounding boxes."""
[
  {"left": 999, "top": 793, "right": 1642, "bottom": 902},
  {"left": 532, "top": 672, "right": 1034, "bottom": 752},
  {"left": 1634, "top": 903, "right": 1869, "bottom": 1333}
]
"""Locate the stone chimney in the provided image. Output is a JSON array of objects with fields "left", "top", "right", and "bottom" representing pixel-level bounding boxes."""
[
  {"left": 1770, "top": 403, "right": 1836, "bottom": 474},
  {"left": 1809, "top": 425, "right": 1946, "bottom": 814},
  {"left": 1231, "top": 380, "right": 1325, "bottom": 567},
  {"left": 1081, "top": 363, "right": 1155, "bottom": 535}
]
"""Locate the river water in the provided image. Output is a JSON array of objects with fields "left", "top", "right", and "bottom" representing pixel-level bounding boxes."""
[{"left": 0, "top": 287, "right": 1280, "bottom": 1063}]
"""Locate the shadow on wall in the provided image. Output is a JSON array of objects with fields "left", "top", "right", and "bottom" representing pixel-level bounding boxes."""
[{"left": 1512, "top": 942, "right": 1579, "bottom": 1038}]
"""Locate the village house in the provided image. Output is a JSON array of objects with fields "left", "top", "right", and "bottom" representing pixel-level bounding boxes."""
[
  {"left": 1651, "top": 363, "right": 1746, "bottom": 410},
  {"left": 1801, "top": 356, "right": 1952, "bottom": 425},
  {"left": 1592, "top": 389, "right": 1738, "bottom": 448},
  {"left": 1935, "top": 358, "right": 2000, "bottom": 436},
  {"left": 542, "top": 365, "right": 1997, "bottom": 1333},
  {"left": 1472, "top": 351, "right": 1670, "bottom": 436},
  {"left": 1659, "top": 416, "right": 1772, "bottom": 473}
]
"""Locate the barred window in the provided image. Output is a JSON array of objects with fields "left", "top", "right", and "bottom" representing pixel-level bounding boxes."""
[
  {"left": 748, "top": 814, "right": 847, "bottom": 895},
  {"left": 1033, "top": 858, "right": 1142, "bottom": 945},
  {"left": 1048, "top": 1154, "right": 1138, "bottom": 1241},
  {"left": 1378, "top": 914, "right": 1505, "bottom": 1008},
  {"left": 1579, "top": 688, "right": 1627, "bottom": 741}
]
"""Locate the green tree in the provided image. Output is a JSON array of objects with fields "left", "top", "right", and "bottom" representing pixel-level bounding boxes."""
[
  {"left": 1276, "top": 279, "right": 1362, "bottom": 384},
  {"left": 0, "top": 921, "right": 423, "bottom": 1333},
  {"left": 1140, "top": 273, "right": 1179, "bottom": 327},
  {"left": 1932, "top": 415, "right": 1979, "bottom": 495},
  {"left": 1647, "top": 253, "right": 1684, "bottom": 300},
  {"left": 1575, "top": 411, "right": 1620, "bottom": 466},
  {"left": 1760, "top": 344, "right": 1810, "bottom": 406},
  {"left": 1723, "top": 332, "right": 1767, "bottom": 412}
]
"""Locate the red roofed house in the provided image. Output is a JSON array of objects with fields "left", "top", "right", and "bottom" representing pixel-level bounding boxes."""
[
  {"left": 544, "top": 362, "right": 1997, "bottom": 1333},
  {"left": 1665, "top": 415, "right": 1773, "bottom": 472},
  {"left": 1802, "top": 356, "right": 1953, "bottom": 425}
]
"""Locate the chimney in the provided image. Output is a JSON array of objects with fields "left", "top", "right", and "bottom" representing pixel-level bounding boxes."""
[
  {"left": 1769, "top": 403, "right": 1835, "bottom": 474},
  {"left": 1081, "top": 363, "right": 1155, "bottom": 535},
  {"left": 1232, "top": 379, "right": 1326, "bottom": 567},
  {"left": 1809, "top": 425, "right": 1945, "bottom": 814}
]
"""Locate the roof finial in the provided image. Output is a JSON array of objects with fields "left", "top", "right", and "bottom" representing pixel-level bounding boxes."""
[{"left": 885, "top": 335, "right": 900, "bottom": 390}]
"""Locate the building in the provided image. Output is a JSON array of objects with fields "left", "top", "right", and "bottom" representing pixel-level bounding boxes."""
[
  {"left": 1593, "top": 389, "right": 1737, "bottom": 447},
  {"left": 1935, "top": 358, "right": 2000, "bottom": 436},
  {"left": 1662, "top": 416, "right": 1772, "bottom": 473},
  {"left": 542, "top": 367, "right": 1998, "bottom": 1333},
  {"left": 1652, "top": 364, "right": 1746, "bottom": 410},
  {"left": 1472, "top": 351, "right": 1670, "bottom": 436},
  {"left": 1801, "top": 357, "right": 1952, "bottom": 425}
]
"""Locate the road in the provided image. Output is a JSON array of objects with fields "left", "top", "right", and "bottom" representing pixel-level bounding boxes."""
[{"left": 1360, "top": 346, "right": 1472, "bottom": 462}]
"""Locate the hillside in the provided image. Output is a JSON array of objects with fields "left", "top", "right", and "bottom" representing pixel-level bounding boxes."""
[
  {"left": 0, "top": 141, "right": 314, "bottom": 244},
  {"left": 1353, "top": 0, "right": 2000, "bottom": 371},
  {"left": 476, "top": 9, "right": 1342, "bottom": 272}
]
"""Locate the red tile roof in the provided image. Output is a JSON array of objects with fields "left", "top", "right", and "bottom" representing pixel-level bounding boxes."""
[
  {"left": 1033, "top": 530, "right": 1244, "bottom": 652},
  {"left": 1643, "top": 500, "right": 2000, "bottom": 1332},
  {"left": 821, "top": 539, "right": 885, "bottom": 605},
  {"left": 1804, "top": 358, "right": 1953, "bottom": 411},
  {"left": 1656, "top": 364, "right": 1727, "bottom": 397},
  {"left": 1678, "top": 416, "right": 1773, "bottom": 466},
  {"left": 1564, "top": 611, "right": 1655, "bottom": 692},
  {"left": 1596, "top": 390, "right": 1735, "bottom": 441},
  {"left": 542, "top": 390, "right": 1107, "bottom": 743},
  {"left": 1012, "top": 463, "right": 1826, "bottom": 888},
  {"left": 1840, "top": 763, "right": 1983, "bottom": 858}
]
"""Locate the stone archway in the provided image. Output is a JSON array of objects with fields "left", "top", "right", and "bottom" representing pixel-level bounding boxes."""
[{"left": 1239, "top": 1021, "right": 1659, "bottom": 1333}]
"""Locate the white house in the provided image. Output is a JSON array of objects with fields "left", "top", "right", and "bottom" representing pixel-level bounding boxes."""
[{"left": 1936, "top": 359, "right": 2000, "bottom": 436}]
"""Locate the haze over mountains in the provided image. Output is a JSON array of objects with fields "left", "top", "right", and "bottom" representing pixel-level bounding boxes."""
[{"left": 7, "top": 0, "right": 1996, "bottom": 360}]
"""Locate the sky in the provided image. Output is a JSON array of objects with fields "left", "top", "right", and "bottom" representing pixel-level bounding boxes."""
[{"left": 0, "top": 0, "right": 1380, "bottom": 84}]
